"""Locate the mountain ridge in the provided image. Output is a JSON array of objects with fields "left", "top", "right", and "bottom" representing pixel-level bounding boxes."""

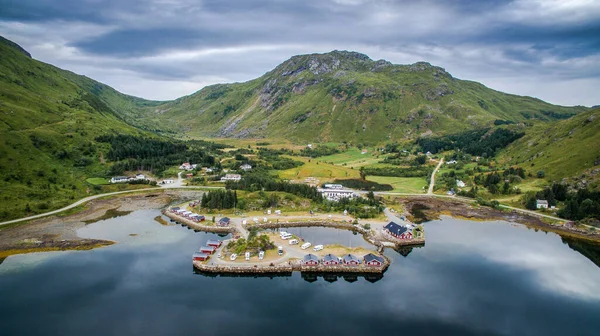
[{"left": 141, "top": 50, "right": 588, "bottom": 143}]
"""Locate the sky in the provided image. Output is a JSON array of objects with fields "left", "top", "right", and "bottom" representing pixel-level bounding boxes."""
[{"left": 0, "top": 0, "right": 599, "bottom": 106}]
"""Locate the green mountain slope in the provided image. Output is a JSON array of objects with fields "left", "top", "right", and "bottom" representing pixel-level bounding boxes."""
[
  {"left": 144, "top": 51, "right": 587, "bottom": 143},
  {"left": 497, "top": 107, "right": 600, "bottom": 185},
  {"left": 0, "top": 36, "right": 157, "bottom": 220}
]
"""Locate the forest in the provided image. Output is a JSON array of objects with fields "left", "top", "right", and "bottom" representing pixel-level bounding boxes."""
[
  {"left": 225, "top": 172, "right": 323, "bottom": 202},
  {"left": 200, "top": 189, "right": 239, "bottom": 210},
  {"left": 417, "top": 128, "right": 524, "bottom": 157},
  {"left": 96, "top": 135, "right": 222, "bottom": 176}
]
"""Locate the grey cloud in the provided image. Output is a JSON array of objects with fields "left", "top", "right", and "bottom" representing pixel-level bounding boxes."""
[{"left": 0, "top": 0, "right": 598, "bottom": 105}]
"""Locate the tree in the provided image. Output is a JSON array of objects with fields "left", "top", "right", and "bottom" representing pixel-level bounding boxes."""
[
  {"left": 359, "top": 167, "right": 366, "bottom": 180},
  {"left": 525, "top": 193, "right": 537, "bottom": 210},
  {"left": 579, "top": 199, "right": 600, "bottom": 219},
  {"left": 536, "top": 170, "right": 545, "bottom": 178}
]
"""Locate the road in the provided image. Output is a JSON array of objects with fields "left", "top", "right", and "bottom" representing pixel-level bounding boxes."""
[
  {"left": 1, "top": 159, "right": 573, "bottom": 229},
  {"left": 428, "top": 158, "right": 444, "bottom": 195},
  {"left": 0, "top": 182, "right": 225, "bottom": 226}
]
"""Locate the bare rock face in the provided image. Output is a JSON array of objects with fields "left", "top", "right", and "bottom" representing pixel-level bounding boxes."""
[{"left": 423, "top": 84, "right": 454, "bottom": 101}]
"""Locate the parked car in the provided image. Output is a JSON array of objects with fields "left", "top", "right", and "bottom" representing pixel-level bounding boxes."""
[
  {"left": 281, "top": 233, "right": 293, "bottom": 240},
  {"left": 301, "top": 242, "right": 311, "bottom": 250},
  {"left": 245, "top": 252, "right": 250, "bottom": 261},
  {"left": 313, "top": 245, "right": 324, "bottom": 252},
  {"left": 230, "top": 253, "right": 238, "bottom": 261},
  {"left": 278, "top": 246, "right": 283, "bottom": 256},
  {"left": 259, "top": 251, "right": 265, "bottom": 260},
  {"left": 289, "top": 239, "right": 299, "bottom": 245}
]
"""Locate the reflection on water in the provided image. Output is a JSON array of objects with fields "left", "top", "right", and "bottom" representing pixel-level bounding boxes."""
[{"left": 0, "top": 210, "right": 600, "bottom": 336}]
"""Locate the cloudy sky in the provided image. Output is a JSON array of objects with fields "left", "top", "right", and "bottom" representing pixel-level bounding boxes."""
[{"left": 1, "top": 0, "right": 599, "bottom": 106}]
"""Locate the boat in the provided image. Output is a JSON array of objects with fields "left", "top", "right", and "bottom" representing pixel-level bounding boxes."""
[
  {"left": 301, "top": 242, "right": 312, "bottom": 250},
  {"left": 313, "top": 244, "right": 323, "bottom": 251},
  {"left": 230, "top": 253, "right": 238, "bottom": 261},
  {"left": 259, "top": 251, "right": 265, "bottom": 260}
]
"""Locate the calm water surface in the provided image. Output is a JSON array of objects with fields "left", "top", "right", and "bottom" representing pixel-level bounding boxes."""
[{"left": 1, "top": 210, "right": 600, "bottom": 336}]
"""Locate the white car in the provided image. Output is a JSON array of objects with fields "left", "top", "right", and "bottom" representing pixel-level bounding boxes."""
[
  {"left": 281, "top": 233, "right": 293, "bottom": 240},
  {"left": 301, "top": 242, "right": 311, "bottom": 250},
  {"left": 313, "top": 245, "right": 323, "bottom": 252},
  {"left": 278, "top": 246, "right": 283, "bottom": 256},
  {"left": 245, "top": 252, "right": 250, "bottom": 261},
  {"left": 230, "top": 253, "right": 238, "bottom": 261},
  {"left": 259, "top": 251, "right": 265, "bottom": 260},
  {"left": 289, "top": 239, "right": 299, "bottom": 245}
]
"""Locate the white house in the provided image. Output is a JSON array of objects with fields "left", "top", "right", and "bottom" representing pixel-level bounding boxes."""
[
  {"left": 135, "top": 174, "right": 146, "bottom": 180},
  {"left": 220, "top": 174, "right": 242, "bottom": 182},
  {"left": 240, "top": 164, "right": 252, "bottom": 171},
  {"left": 536, "top": 200, "right": 549, "bottom": 209},
  {"left": 307, "top": 144, "right": 313, "bottom": 149},
  {"left": 179, "top": 163, "right": 197, "bottom": 171},
  {"left": 110, "top": 176, "right": 129, "bottom": 183},
  {"left": 446, "top": 160, "right": 457, "bottom": 165},
  {"left": 456, "top": 180, "right": 466, "bottom": 188},
  {"left": 323, "top": 184, "right": 343, "bottom": 189}
]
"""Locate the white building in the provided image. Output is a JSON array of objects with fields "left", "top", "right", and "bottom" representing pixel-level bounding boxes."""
[
  {"left": 135, "top": 174, "right": 146, "bottom": 180},
  {"left": 220, "top": 174, "right": 242, "bottom": 182},
  {"left": 179, "top": 163, "right": 197, "bottom": 171},
  {"left": 323, "top": 184, "right": 344, "bottom": 189},
  {"left": 110, "top": 176, "right": 129, "bottom": 183},
  {"left": 456, "top": 180, "right": 466, "bottom": 188},
  {"left": 536, "top": 200, "right": 549, "bottom": 209},
  {"left": 318, "top": 188, "right": 356, "bottom": 201},
  {"left": 240, "top": 164, "right": 252, "bottom": 171}
]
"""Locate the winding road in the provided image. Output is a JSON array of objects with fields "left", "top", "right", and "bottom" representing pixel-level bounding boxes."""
[
  {"left": 0, "top": 171, "right": 224, "bottom": 226},
  {"left": 1, "top": 159, "right": 571, "bottom": 228}
]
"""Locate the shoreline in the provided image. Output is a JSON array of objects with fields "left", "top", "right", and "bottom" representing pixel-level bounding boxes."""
[{"left": 1, "top": 190, "right": 599, "bottom": 261}]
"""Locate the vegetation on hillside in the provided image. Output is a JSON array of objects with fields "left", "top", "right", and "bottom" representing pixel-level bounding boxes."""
[
  {"left": 417, "top": 128, "right": 525, "bottom": 157},
  {"left": 96, "top": 135, "right": 221, "bottom": 176}
]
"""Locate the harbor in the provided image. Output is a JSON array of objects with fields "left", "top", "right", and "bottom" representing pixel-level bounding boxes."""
[{"left": 162, "top": 201, "right": 425, "bottom": 276}]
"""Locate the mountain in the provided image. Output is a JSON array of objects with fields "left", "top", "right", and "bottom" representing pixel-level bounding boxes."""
[
  {"left": 498, "top": 107, "right": 600, "bottom": 186},
  {"left": 143, "top": 50, "right": 587, "bottom": 143},
  {"left": 0, "top": 36, "right": 159, "bottom": 220}
]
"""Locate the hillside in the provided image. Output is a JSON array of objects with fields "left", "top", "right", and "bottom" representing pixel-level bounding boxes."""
[
  {"left": 498, "top": 107, "right": 600, "bottom": 186},
  {"left": 0, "top": 36, "right": 158, "bottom": 220},
  {"left": 144, "top": 50, "right": 587, "bottom": 143}
]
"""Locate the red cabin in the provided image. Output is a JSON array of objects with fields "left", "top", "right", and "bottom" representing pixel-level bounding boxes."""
[
  {"left": 303, "top": 254, "right": 319, "bottom": 266},
  {"left": 206, "top": 240, "right": 222, "bottom": 248},
  {"left": 199, "top": 246, "right": 216, "bottom": 254},
  {"left": 363, "top": 253, "right": 385, "bottom": 266},
  {"left": 193, "top": 252, "right": 209, "bottom": 261}
]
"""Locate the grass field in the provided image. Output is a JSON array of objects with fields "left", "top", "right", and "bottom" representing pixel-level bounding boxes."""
[
  {"left": 366, "top": 176, "right": 428, "bottom": 193},
  {"left": 86, "top": 178, "right": 110, "bottom": 185},
  {"left": 317, "top": 147, "right": 382, "bottom": 168},
  {"left": 278, "top": 156, "right": 360, "bottom": 181}
]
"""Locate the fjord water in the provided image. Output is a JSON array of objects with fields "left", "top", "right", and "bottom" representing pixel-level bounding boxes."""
[{"left": 1, "top": 210, "right": 599, "bottom": 336}]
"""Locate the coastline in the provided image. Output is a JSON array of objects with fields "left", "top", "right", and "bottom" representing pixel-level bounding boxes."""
[{"left": 1, "top": 189, "right": 599, "bottom": 261}]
